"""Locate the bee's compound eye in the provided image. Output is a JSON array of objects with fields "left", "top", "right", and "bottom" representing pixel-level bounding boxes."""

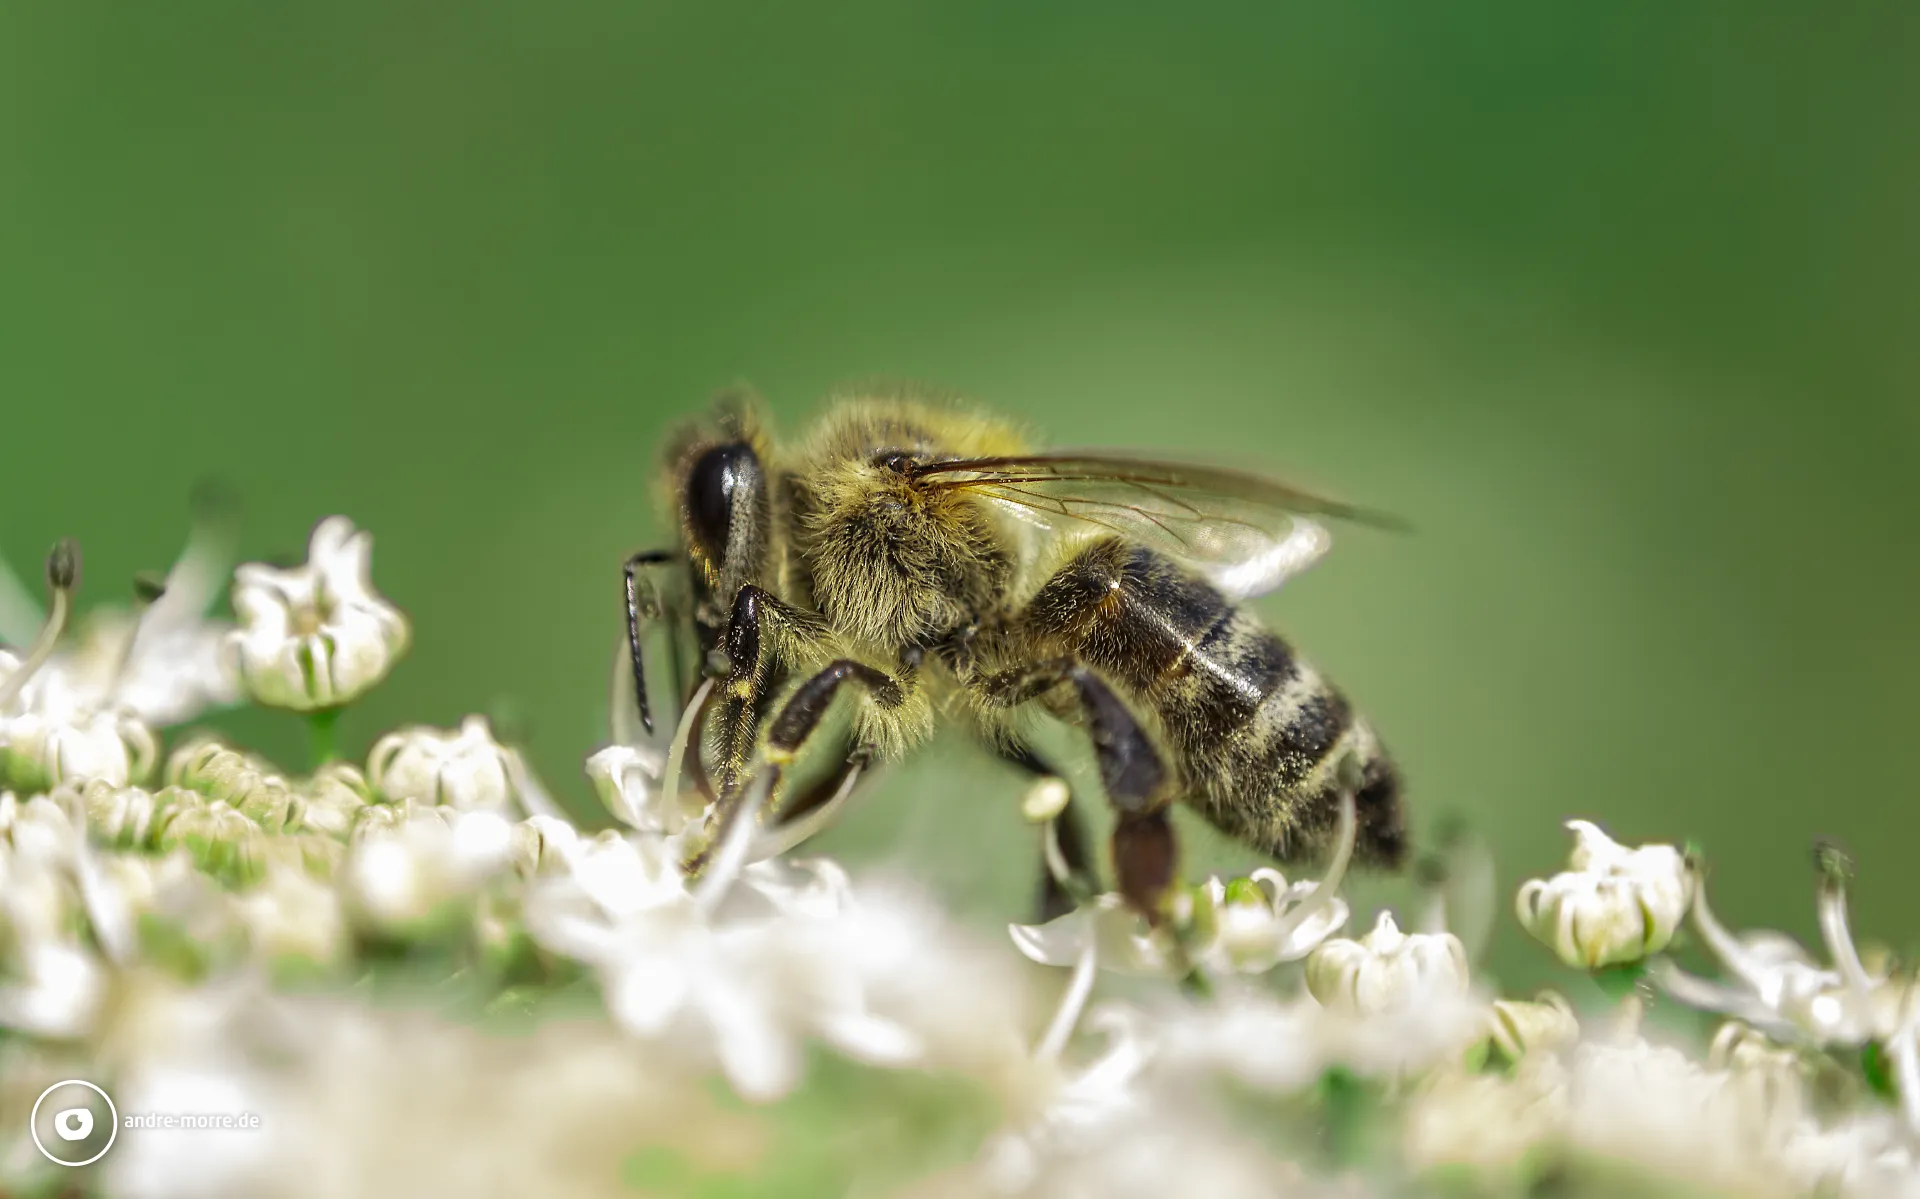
[{"left": 685, "top": 443, "right": 760, "bottom": 558}]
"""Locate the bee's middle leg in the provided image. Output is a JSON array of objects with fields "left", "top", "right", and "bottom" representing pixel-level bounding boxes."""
[
  {"left": 685, "top": 654, "right": 905, "bottom": 874},
  {"left": 976, "top": 660, "right": 1179, "bottom": 923}
]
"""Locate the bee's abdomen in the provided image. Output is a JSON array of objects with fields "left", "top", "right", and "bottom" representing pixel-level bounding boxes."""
[{"left": 1025, "top": 537, "right": 1404, "bottom": 866}]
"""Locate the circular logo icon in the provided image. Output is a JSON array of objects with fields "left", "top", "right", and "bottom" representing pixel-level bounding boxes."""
[{"left": 29, "top": 1080, "right": 117, "bottom": 1167}]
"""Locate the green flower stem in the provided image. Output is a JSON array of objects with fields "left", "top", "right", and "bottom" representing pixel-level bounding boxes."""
[
  {"left": 1591, "top": 960, "right": 1648, "bottom": 1001},
  {"left": 1317, "top": 1067, "right": 1378, "bottom": 1167},
  {"left": 308, "top": 706, "right": 342, "bottom": 769},
  {"left": 1178, "top": 963, "right": 1215, "bottom": 1001}
]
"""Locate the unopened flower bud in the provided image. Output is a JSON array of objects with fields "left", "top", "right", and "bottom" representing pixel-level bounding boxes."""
[
  {"left": 167, "top": 736, "right": 319, "bottom": 832},
  {"left": 369, "top": 715, "right": 518, "bottom": 813},
  {"left": 1306, "top": 910, "right": 1470, "bottom": 1015},
  {"left": 57, "top": 778, "right": 159, "bottom": 849},
  {"left": 1489, "top": 991, "right": 1581, "bottom": 1061},
  {"left": 510, "top": 814, "right": 582, "bottom": 877},
  {"left": 1516, "top": 820, "right": 1694, "bottom": 970},
  {"left": 225, "top": 516, "right": 410, "bottom": 711},
  {"left": 301, "top": 761, "right": 371, "bottom": 837},
  {"left": 153, "top": 795, "right": 268, "bottom": 886},
  {"left": 0, "top": 675, "right": 158, "bottom": 792}
]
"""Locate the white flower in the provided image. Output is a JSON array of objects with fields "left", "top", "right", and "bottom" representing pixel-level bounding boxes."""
[
  {"left": 343, "top": 807, "right": 514, "bottom": 931},
  {"left": 1013, "top": 791, "right": 1356, "bottom": 980},
  {"left": 1403, "top": 1055, "right": 1569, "bottom": 1176},
  {"left": 525, "top": 829, "right": 924, "bottom": 1102},
  {"left": 1780, "top": 1113, "right": 1920, "bottom": 1198},
  {"left": 1654, "top": 847, "right": 1909, "bottom": 1050},
  {"left": 99, "top": 978, "right": 762, "bottom": 1199},
  {"left": 1306, "top": 910, "right": 1469, "bottom": 1015},
  {"left": 235, "top": 860, "right": 348, "bottom": 966},
  {"left": 1206, "top": 869, "right": 1351, "bottom": 971},
  {"left": 1566, "top": 1032, "right": 1804, "bottom": 1193},
  {"left": 226, "top": 516, "right": 410, "bottom": 711},
  {"left": 2, "top": 790, "right": 84, "bottom": 866},
  {"left": 1151, "top": 984, "right": 1491, "bottom": 1092},
  {"left": 1011, "top": 869, "right": 1348, "bottom": 981},
  {"left": 0, "top": 815, "right": 130, "bottom": 1038},
  {"left": 0, "top": 513, "right": 240, "bottom": 728},
  {"left": 369, "top": 715, "right": 518, "bottom": 812},
  {"left": 976, "top": 1006, "right": 1156, "bottom": 1194},
  {"left": 1010, "top": 893, "right": 1185, "bottom": 979},
  {"left": 950, "top": 998, "right": 1295, "bottom": 1199},
  {"left": 585, "top": 742, "right": 703, "bottom": 836},
  {"left": 0, "top": 939, "right": 105, "bottom": 1039},
  {"left": 1516, "top": 819, "right": 1695, "bottom": 970},
  {"left": 0, "top": 648, "right": 160, "bottom": 791},
  {"left": 547, "top": 827, "right": 690, "bottom": 918}
]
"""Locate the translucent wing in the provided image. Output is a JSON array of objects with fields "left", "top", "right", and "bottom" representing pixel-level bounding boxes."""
[{"left": 911, "top": 452, "right": 1405, "bottom": 601}]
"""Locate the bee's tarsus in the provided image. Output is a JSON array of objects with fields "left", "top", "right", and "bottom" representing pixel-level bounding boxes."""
[{"left": 1113, "top": 808, "right": 1179, "bottom": 923}]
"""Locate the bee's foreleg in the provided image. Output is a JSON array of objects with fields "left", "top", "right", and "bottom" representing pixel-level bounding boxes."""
[
  {"left": 683, "top": 657, "right": 902, "bottom": 876},
  {"left": 621, "top": 550, "right": 683, "bottom": 738},
  {"left": 706, "top": 583, "right": 824, "bottom": 799}
]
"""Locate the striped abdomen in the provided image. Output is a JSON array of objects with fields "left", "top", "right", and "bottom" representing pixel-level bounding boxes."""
[{"left": 1024, "top": 537, "right": 1405, "bottom": 866}]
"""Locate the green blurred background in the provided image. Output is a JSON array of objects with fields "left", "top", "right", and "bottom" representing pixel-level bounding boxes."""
[{"left": 4, "top": 2, "right": 1916, "bottom": 991}]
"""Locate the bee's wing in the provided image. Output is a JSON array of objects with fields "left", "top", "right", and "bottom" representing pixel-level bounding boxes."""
[{"left": 912, "top": 452, "right": 1405, "bottom": 601}]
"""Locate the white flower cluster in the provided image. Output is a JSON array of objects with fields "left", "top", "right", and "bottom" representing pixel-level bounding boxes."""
[{"left": 3, "top": 514, "right": 1919, "bottom": 1198}]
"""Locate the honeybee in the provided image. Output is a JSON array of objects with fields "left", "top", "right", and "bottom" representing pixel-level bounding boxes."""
[{"left": 622, "top": 387, "right": 1405, "bottom": 924}]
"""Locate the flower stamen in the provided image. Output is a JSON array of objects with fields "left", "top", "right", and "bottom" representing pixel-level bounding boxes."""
[
  {"left": 1813, "top": 843, "right": 1876, "bottom": 1009},
  {"left": 660, "top": 677, "right": 715, "bottom": 823},
  {"left": 692, "top": 770, "right": 772, "bottom": 914},
  {"left": 1269, "top": 788, "right": 1354, "bottom": 949},
  {"left": 1034, "top": 942, "right": 1098, "bottom": 1064},
  {"left": 0, "top": 540, "right": 79, "bottom": 709}
]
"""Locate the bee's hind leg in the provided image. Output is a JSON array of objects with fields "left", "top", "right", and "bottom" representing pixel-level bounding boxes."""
[{"left": 977, "top": 661, "right": 1180, "bottom": 926}]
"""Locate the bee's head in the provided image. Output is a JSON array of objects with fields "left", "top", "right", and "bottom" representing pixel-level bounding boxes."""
[{"left": 661, "top": 392, "right": 775, "bottom": 608}]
